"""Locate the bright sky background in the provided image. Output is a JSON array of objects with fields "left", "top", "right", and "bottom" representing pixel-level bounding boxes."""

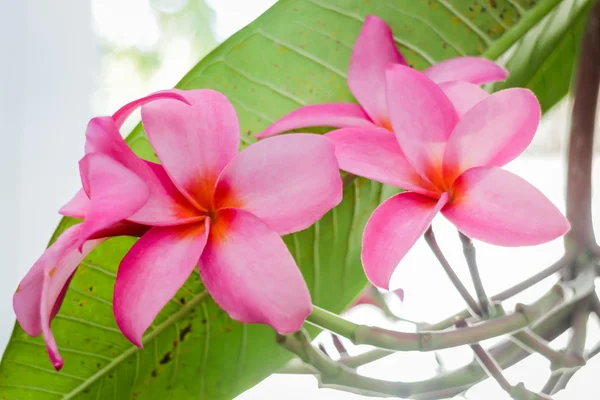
[{"left": 1, "top": 1, "right": 599, "bottom": 399}]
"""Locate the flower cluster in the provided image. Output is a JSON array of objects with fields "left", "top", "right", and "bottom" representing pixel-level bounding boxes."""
[{"left": 14, "top": 15, "right": 569, "bottom": 369}]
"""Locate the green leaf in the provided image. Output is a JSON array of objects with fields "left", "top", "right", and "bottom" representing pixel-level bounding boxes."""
[
  {"left": 0, "top": 0, "right": 589, "bottom": 399},
  {"left": 492, "top": 0, "right": 593, "bottom": 112}
]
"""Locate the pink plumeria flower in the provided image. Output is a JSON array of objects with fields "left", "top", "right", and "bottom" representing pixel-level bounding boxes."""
[
  {"left": 109, "top": 89, "right": 342, "bottom": 348},
  {"left": 326, "top": 64, "right": 570, "bottom": 290},
  {"left": 15, "top": 89, "right": 342, "bottom": 370},
  {"left": 257, "top": 15, "right": 507, "bottom": 138},
  {"left": 13, "top": 91, "right": 190, "bottom": 370}
]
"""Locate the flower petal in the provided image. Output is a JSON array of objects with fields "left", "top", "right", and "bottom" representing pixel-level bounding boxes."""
[
  {"left": 198, "top": 209, "right": 311, "bottom": 333},
  {"left": 362, "top": 192, "right": 448, "bottom": 289},
  {"left": 443, "top": 89, "right": 541, "bottom": 181},
  {"left": 386, "top": 65, "right": 458, "bottom": 183},
  {"left": 141, "top": 89, "right": 240, "bottom": 210},
  {"left": 443, "top": 167, "right": 570, "bottom": 246},
  {"left": 214, "top": 134, "right": 342, "bottom": 235},
  {"left": 84, "top": 117, "right": 200, "bottom": 225},
  {"left": 111, "top": 90, "right": 190, "bottom": 128},
  {"left": 114, "top": 221, "right": 209, "bottom": 347},
  {"left": 348, "top": 15, "right": 406, "bottom": 125},
  {"left": 424, "top": 57, "right": 508, "bottom": 85},
  {"left": 325, "top": 127, "right": 437, "bottom": 196},
  {"left": 59, "top": 189, "right": 90, "bottom": 219},
  {"left": 13, "top": 225, "right": 104, "bottom": 370},
  {"left": 256, "top": 103, "right": 375, "bottom": 139},
  {"left": 77, "top": 153, "right": 150, "bottom": 245},
  {"left": 41, "top": 235, "right": 103, "bottom": 370},
  {"left": 439, "top": 81, "right": 490, "bottom": 117}
]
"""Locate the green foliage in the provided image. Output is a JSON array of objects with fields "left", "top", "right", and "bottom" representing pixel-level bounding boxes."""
[
  {"left": 0, "top": 0, "right": 591, "bottom": 398},
  {"left": 492, "top": 0, "right": 593, "bottom": 112}
]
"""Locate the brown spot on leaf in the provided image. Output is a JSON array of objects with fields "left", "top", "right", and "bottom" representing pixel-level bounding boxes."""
[
  {"left": 179, "top": 323, "right": 192, "bottom": 341},
  {"left": 159, "top": 352, "right": 172, "bottom": 365}
]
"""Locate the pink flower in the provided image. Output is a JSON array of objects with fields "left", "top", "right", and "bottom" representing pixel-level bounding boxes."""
[
  {"left": 326, "top": 64, "right": 570, "bottom": 290},
  {"left": 15, "top": 89, "right": 342, "bottom": 369},
  {"left": 13, "top": 91, "right": 187, "bottom": 370},
  {"left": 108, "top": 89, "right": 342, "bottom": 348},
  {"left": 257, "top": 15, "right": 507, "bottom": 138}
]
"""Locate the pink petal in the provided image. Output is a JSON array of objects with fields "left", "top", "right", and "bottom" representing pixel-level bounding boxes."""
[
  {"left": 424, "top": 57, "right": 508, "bottom": 85},
  {"left": 213, "top": 134, "right": 342, "bottom": 235},
  {"left": 443, "top": 167, "right": 570, "bottom": 246},
  {"left": 77, "top": 153, "right": 150, "bottom": 245},
  {"left": 141, "top": 89, "right": 240, "bottom": 210},
  {"left": 362, "top": 192, "right": 448, "bottom": 289},
  {"left": 386, "top": 65, "right": 458, "bottom": 183},
  {"left": 111, "top": 90, "right": 190, "bottom": 128},
  {"left": 198, "top": 209, "right": 311, "bottom": 333},
  {"left": 325, "top": 127, "right": 437, "bottom": 197},
  {"left": 256, "top": 103, "right": 375, "bottom": 139},
  {"left": 348, "top": 15, "right": 407, "bottom": 126},
  {"left": 114, "top": 221, "right": 209, "bottom": 347},
  {"left": 59, "top": 189, "right": 90, "bottom": 219},
  {"left": 13, "top": 225, "right": 104, "bottom": 370},
  {"left": 393, "top": 288, "right": 405, "bottom": 302},
  {"left": 439, "top": 81, "right": 490, "bottom": 117},
  {"left": 84, "top": 117, "right": 200, "bottom": 225},
  {"left": 443, "top": 89, "right": 541, "bottom": 181}
]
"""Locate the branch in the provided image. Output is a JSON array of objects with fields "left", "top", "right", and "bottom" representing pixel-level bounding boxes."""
[
  {"left": 549, "top": 301, "right": 590, "bottom": 395},
  {"left": 424, "top": 226, "right": 482, "bottom": 316},
  {"left": 493, "top": 256, "right": 573, "bottom": 302},
  {"left": 512, "top": 329, "right": 585, "bottom": 370},
  {"left": 305, "top": 267, "right": 594, "bottom": 352},
  {"left": 450, "top": 319, "right": 553, "bottom": 400},
  {"left": 410, "top": 302, "right": 576, "bottom": 399},
  {"left": 472, "top": 340, "right": 552, "bottom": 399},
  {"left": 424, "top": 256, "right": 572, "bottom": 332},
  {"left": 564, "top": 0, "right": 600, "bottom": 254},
  {"left": 278, "top": 329, "right": 412, "bottom": 398},
  {"left": 281, "top": 299, "right": 578, "bottom": 399},
  {"left": 459, "top": 232, "right": 492, "bottom": 315}
]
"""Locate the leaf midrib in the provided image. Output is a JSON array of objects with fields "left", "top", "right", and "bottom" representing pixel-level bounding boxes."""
[{"left": 62, "top": 291, "right": 209, "bottom": 399}]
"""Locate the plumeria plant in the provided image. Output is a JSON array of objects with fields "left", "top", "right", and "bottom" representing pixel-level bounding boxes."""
[{"left": 3, "top": 1, "right": 600, "bottom": 399}]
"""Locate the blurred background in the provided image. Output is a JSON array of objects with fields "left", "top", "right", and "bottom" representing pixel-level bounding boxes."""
[{"left": 0, "top": 0, "right": 598, "bottom": 399}]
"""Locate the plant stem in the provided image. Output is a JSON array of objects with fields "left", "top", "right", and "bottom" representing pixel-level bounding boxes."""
[
  {"left": 278, "top": 329, "right": 413, "bottom": 397},
  {"left": 279, "top": 347, "right": 395, "bottom": 374},
  {"left": 305, "top": 267, "right": 594, "bottom": 352},
  {"left": 425, "top": 256, "right": 573, "bottom": 332},
  {"left": 454, "top": 319, "right": 510, "bottom": 392},
  {"left": 410, "top": 302, "right": 575, "bottom": 400},
  {"left": 284, "top": 298, "right": 578, "bottom": 399},
  {"left": 454, "top": 319, "right": 554, "bottom": 400},
  {"left": 550, "top": 302, "right": 590, "bottom": 394},
  {"left": 511, "top": 329, "right": 584, "bottom": 369},
  {"left": 564, "top": 0, "right": 600, "bottom": 255},
  {"left": 424, "top": 227, "right": 482, "bottom": 316},
  {"left": 493, "top": 256, "right": 573, "bottom": 301},
  {"left": 459, "top": 232, "right": 492, "bottom": 315},
  {"left": 341, "top": 348, "right": 394, "bottom": 369}
]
